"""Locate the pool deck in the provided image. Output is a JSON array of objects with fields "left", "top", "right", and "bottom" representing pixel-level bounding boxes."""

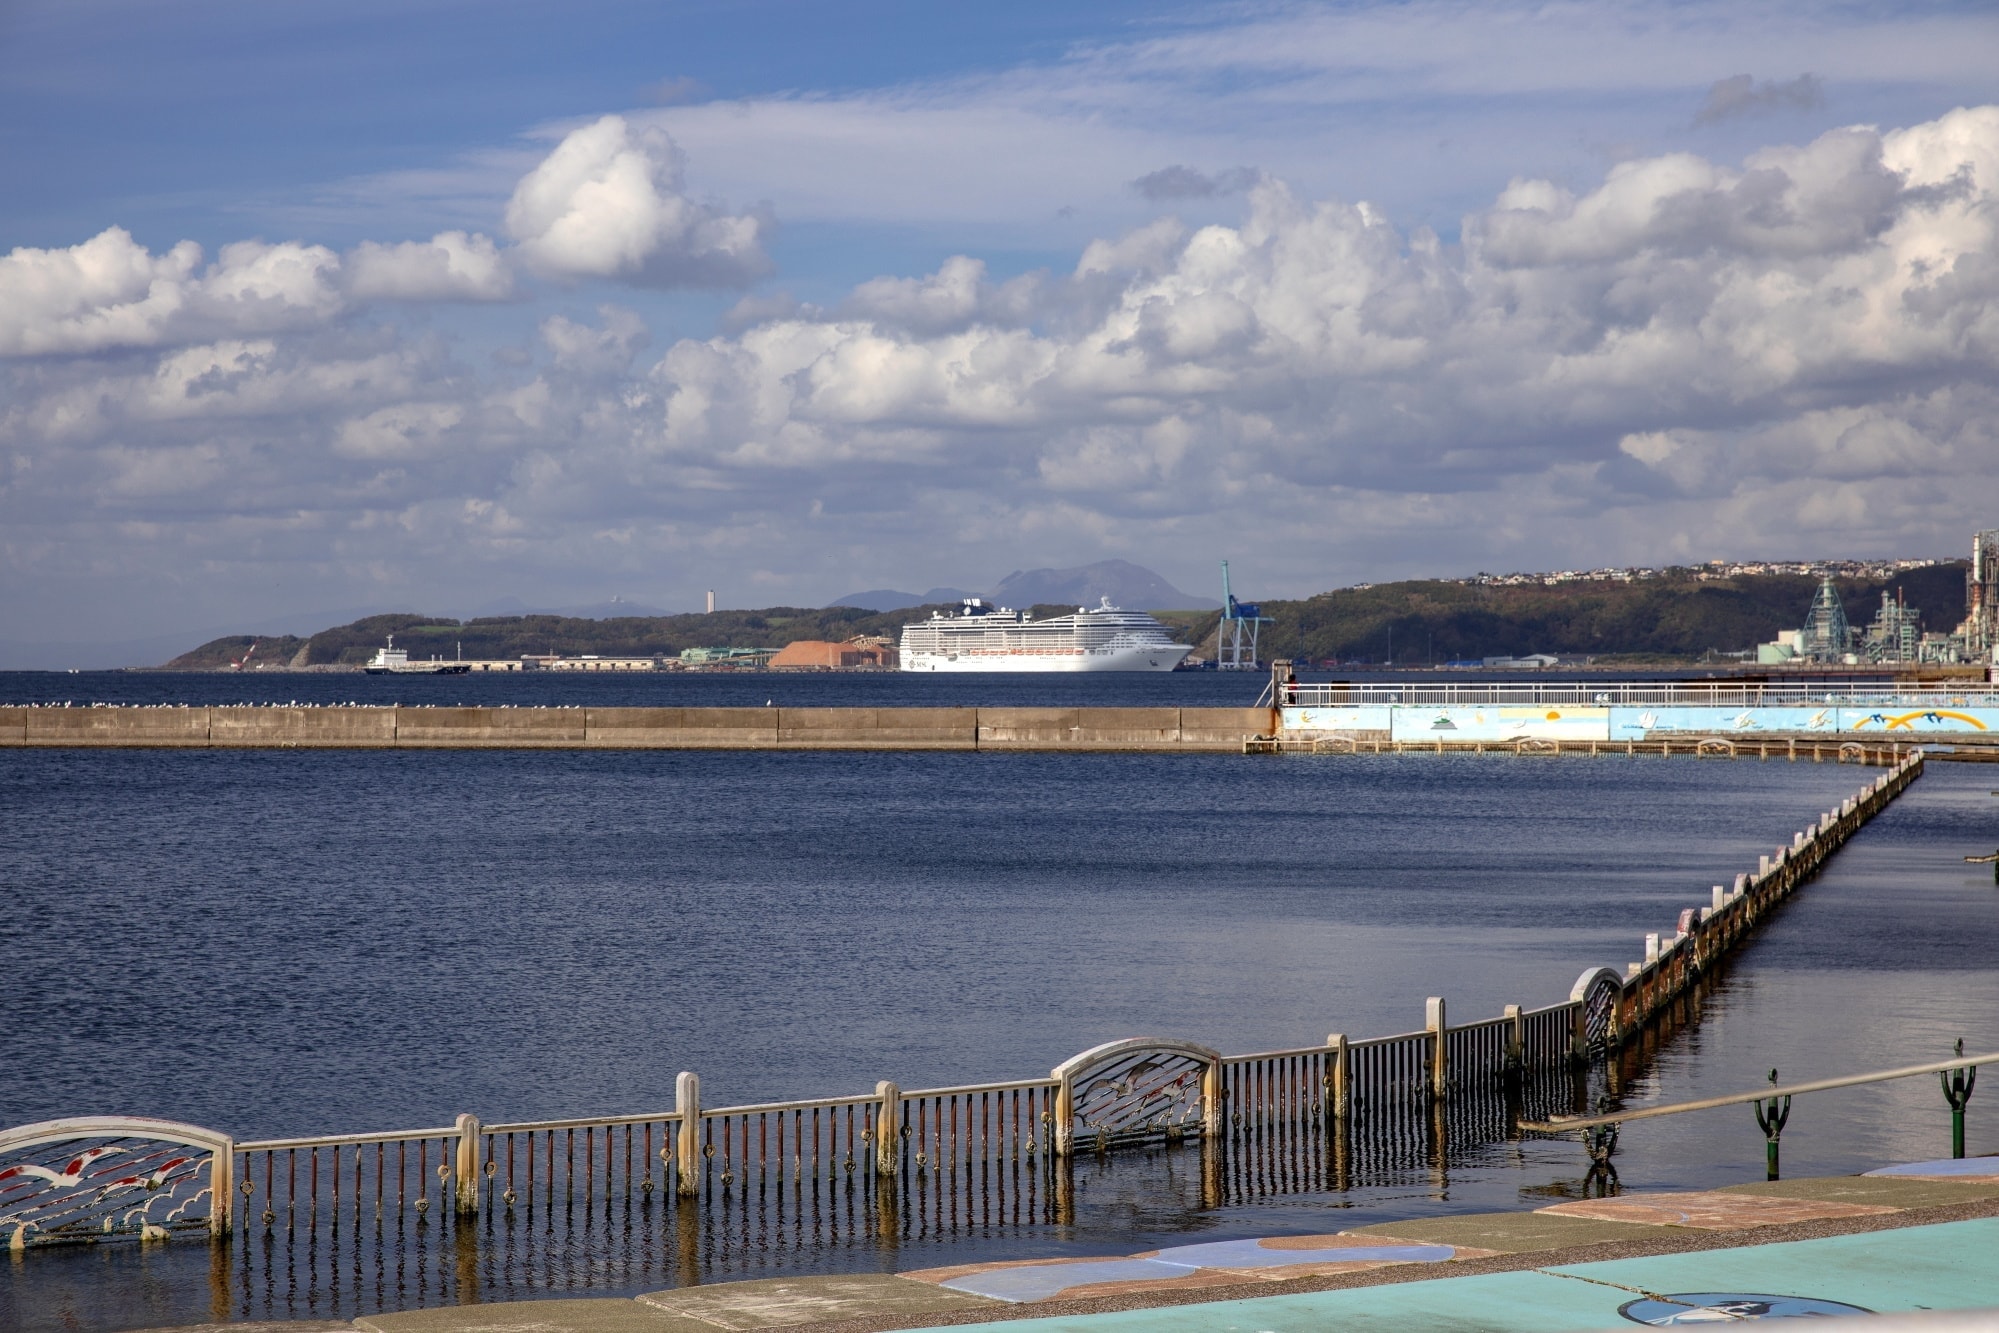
[{"left": 131, "top": 1160, "right": 1999, "bottom": 1332}]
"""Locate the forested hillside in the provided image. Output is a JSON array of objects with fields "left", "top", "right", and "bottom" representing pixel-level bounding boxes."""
[
  {"left": 161, "top": 566, "right": 1968, "bottom": 668},
  {"left": 1179, "top": 564, "right": 1968, "bottom": 665}
]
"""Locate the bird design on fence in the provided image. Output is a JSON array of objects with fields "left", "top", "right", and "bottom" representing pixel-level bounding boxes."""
[
  {"left": 1073, "top": 1055, "right": 1205, "bottom": 1146},
  {"left": 0, "top": 1146, "right": 122, "bottom": 1191},
  {"left": 0, "top": 1139, "right": 211, "bottom": 1247},
  {"left": 1854, "top": 710, "right": 1987, "bottom": 731}
]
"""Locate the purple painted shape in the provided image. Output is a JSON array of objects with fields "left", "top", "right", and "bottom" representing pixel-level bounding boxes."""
[{"left": 1151, "top": 1237, "right": 1455, "bottom": 1268}]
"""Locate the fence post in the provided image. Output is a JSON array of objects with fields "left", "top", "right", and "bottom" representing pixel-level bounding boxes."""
[
  {"left": 1200, "top": 1060, "right": 1224, "bottom": 1142},
  {"left": 454, "top": 1113, "right": 481, "bottom": 1216},
  {"left": 874, "top": 1081, "right": 902, "bottom": 1176},
  {"left": 1426, "top": 997, "right": 1448, "bottom": 1101},
  {"left": 1504, "top": 1004, "right": 1524, "bottom": 1077},
  {"left": 211, "top": 1137, "right": 235, "bottom": 1239},
  {"left": 1326, "top": 1033, "right": 1349, "bottom": 1120},
  {"left": 1942, "top": 1041, "right": 1976, "bottom": 1160},
  {"left": 1054, "top": 1071, "right": 1075, "bottom": 1158},
  {"left": 675, "top": 1071, "right": 701, "bottom": 1196}
]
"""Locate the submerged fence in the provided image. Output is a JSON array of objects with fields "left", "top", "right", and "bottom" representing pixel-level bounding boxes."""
[{"left": 1, "top": 755, "right": 1925, "bottom": 1291}]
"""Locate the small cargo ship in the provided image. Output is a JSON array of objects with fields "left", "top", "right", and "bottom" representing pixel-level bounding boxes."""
[{"left": 364, "top": 636, "right": 472, "bottom": 675}]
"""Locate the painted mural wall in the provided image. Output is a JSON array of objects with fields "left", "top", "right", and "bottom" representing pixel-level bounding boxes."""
[{"left": 1281, "top": 705, "right": 1998, "bottom": 738}]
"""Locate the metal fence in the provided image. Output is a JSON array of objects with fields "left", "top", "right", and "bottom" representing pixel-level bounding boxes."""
[
  {"left": 1263, "top": 680, "right": 1999, "bottom": 709},
  {"left": 0, "top": 756, "right": 1925, "bottom": 1318}
]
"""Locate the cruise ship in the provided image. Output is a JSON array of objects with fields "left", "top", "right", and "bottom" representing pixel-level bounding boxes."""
[{"left": 900, "top": 598, "right": 1193, "bottom": 672}]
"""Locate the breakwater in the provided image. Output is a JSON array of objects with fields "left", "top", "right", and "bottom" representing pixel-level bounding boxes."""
[
  {"left": 0, "top": 704, "right": 1270, "bottom": 750},
  {"left": 0, "top": 753, "right": 1923, "bottom": 1271}
]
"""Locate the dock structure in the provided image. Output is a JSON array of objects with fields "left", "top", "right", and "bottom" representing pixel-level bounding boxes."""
[
  {"left": 18, "top": 671, "right": 1999, "bottom": 754},
  {"left": 0, "top": 704, "right": 1270, "bottom": 750}
]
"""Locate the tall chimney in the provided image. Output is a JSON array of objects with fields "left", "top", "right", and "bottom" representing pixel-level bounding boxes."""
[{"left": 706, "top": 590, "right": 716, "bottom": 614}]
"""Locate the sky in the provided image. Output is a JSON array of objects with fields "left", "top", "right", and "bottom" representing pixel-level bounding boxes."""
[{"left": 4, "top": 0, "right": 1999, "bottom": 652}]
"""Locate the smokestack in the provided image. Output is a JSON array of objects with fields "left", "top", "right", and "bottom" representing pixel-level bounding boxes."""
[{"left": 706, "top": 590, "right": 716, "bottom": 614}]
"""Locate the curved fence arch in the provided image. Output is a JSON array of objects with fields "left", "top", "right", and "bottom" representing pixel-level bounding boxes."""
[
  {"left": 1052, "top": 1037, "right": 1221, "bottom": 1155},
  {"left": 1570, "top": 967, "right": 1626, "bottom": 1059},
  {"left": 0, "top": 1116, "right": 232, "bottom": 1249}
]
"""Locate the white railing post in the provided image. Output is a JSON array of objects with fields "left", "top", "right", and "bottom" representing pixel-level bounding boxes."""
[
  {"left": 675, "top": 1071, "right": 701, "bottom": 1196},
  {"left": 1201, "top": 1060, "right": 1225, "bottom": 1141},
  {"left": 211, "top": 1137, "right": 235, "bottom": 1238},
  {"left": 1326, "top": 1033, "right": 1349, "bottom": 1120},
  {"left": 874, "top": 1081, "right": 901, "bottom": 1176},
  {"left": 1426, "top": 997, "right": 1448, "bottom": 1101},
  {"left": 454, "top": 1114, "right": 481, "bottom": 1216}
]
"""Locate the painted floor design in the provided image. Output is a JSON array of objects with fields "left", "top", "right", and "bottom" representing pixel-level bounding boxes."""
[
  {"left": 906, "top": 1217, "right": 1999, "bottom": 1331},
  {"left": 189, "top": 1161, "right": 1999, "bottom": 1332},
  {"left": 905, "top": 1236, "right": 1463, "bottom": 1303},
  {"left": 894, "top": 1157, "right": 1999, "bottom": 1306}
]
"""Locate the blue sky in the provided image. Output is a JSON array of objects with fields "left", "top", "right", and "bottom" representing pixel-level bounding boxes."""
[{"left": 4, "top": 1, "right": 1999, "bottom": 653}]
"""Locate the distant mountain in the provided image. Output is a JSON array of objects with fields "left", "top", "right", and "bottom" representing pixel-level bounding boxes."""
[
  {"left": 990, "top": 560, "right": 1219, "bottom": 611},
  {"left": 828, "top": 587, "right": 977, "bottom": 612}
]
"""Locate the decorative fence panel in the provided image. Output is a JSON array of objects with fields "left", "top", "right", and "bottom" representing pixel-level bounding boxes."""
[
  {"left": 1054, "top": 1039, "right": 1218, "bottom": 1154},
  {"left": 0, "top": 1117, "right": 231, "bottom": 1249}
]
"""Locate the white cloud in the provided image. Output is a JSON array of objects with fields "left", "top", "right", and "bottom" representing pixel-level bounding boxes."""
[
  {"left": 630, "top": 106, "right": 1999, "bottom": 526},
  {"left": 6, "top": 105, "right": 1999, "bottom": 639},
  {"left": 503, "top": 114, "right": 770, "bottom": 286},
  {"left": 0, "top": 228, "right": 342, "bottom": 356},
  {"left": 0, "top": 227, "right": 516, "bottom": 358},
  {"left": 0, "top": 110, "right": 774, "bottom": 362},
  {"left": 344, "top": 231, "right": 514, "bottom": 302},
  {"left": 632, "top": 0, "right": 1999, "bottom": 236}
]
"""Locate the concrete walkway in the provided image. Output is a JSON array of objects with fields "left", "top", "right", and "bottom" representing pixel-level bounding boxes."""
[{"left": 132, "top": 1159, "right": 1999, "bottom": 1332}]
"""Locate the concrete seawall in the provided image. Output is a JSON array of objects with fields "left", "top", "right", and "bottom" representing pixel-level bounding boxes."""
[{"left": 0, "top": 705, "right": 1274, "bottom": 751}]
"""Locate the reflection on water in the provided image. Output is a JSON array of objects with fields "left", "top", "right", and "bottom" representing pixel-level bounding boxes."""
[{"left": 4, "top": 751, "right": 1994, "bottom": 1330}]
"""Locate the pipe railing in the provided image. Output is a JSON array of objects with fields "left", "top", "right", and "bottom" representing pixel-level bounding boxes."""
[
  {"left": 1521, "top": 1051, "right": 1998, "bottom": 1131},
  {"left": 1264, "top": 681, "right": 1999, "bottom": 708},
  {"left": 1521, "top": 1047, "right": 1988, "bottom": 1183}
]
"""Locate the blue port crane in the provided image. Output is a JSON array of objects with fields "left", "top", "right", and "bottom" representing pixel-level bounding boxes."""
[{"left": 1217, "top": 560, "right": 1273, "bottom": 670}]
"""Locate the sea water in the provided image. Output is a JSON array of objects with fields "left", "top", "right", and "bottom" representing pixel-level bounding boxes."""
[{"left": 4, "top": 732, "right": 1995, "bottom": 1329}]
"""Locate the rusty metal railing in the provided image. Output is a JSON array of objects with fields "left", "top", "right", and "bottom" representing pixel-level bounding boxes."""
[{"left": 2, "top": 755, "right": 1926, "bottom": 1259}]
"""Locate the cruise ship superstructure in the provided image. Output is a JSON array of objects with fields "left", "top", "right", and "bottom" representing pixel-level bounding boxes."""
[{"left": 899, "top": 598, "right": 1193, "bottom": 672}]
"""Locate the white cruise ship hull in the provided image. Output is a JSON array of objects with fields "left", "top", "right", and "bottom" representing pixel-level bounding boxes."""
[{"left": 903, "top": 643, "right": 1191, "bottom": 672}]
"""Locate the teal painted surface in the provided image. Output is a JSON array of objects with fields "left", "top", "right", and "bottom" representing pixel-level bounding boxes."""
[
  {"left": 1841, "top": 706, "right": 1999, "bottom": 735},
  {"left": 1283, "top": 702, "right": 1998, "bottom": 737},
  {"left": 1610, "top": 705, "right": 1836, "bottom": 737},
  {"left": 1388, "top": 706, "right": 1610, "bottom": 742},
  {"left": 910, "top": 1219, "right": 1999, "bottom": 1331},
  {"left": 1286, "top": 704, "right": 1392, "bottom": 732}
]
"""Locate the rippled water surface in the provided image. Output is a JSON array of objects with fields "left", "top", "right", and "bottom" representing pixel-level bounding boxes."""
[{"left": 4, "top": 745, "right": 1995, "bottom": 1330}]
